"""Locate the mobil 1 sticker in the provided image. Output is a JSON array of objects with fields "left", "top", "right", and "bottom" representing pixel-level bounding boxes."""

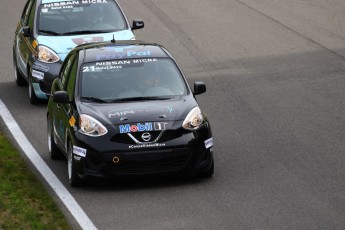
[{"left": 119, "top": 122, "right": 168, "bottom": 134}]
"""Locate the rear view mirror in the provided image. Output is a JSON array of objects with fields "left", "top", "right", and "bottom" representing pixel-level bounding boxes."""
[
  {"left": 21, "top": 26, "right": 31, "bottom": 37},
  {"left": 193, "top": 82, "right": 206, "bottom": 95},
  {"left": 132, "top": 19, "right": 144, "bottom": 30},
  {"left": 53, "top": 91, "right": 70, "bottom": 104}
]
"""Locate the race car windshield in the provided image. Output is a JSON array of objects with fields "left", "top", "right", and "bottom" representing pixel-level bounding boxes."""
[
  {"left": 80, "top": 58, "right": 188, "bottom": 102},
  {"left": 38, "top": 1, "right": 127, "bottom": 35}
]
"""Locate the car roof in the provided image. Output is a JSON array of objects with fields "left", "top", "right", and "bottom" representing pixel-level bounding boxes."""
[
  {"left": 77, "top": 40, "right": 171, "bottom": 63},
  {"left": 41, "top": 0, "right": 115, "bottom": 4}
]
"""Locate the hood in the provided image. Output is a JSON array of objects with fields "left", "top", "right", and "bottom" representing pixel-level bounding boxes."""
[
  {"left": 78, "top": 97, "right": 198, "bottom": 126},
  {"left": 37, "top": 30, "right": 134, "bottom": 59}
]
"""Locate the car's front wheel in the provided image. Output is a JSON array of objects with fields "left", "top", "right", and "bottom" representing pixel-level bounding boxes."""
[
  {"left": 200, "top": 159, "right": 214, "bottom": 178},
  {"left": 47, "top": 116, "right": 63, "bottom": 160},
  {"left": 13, "top": 58, "right": 27, "bottom": 86},
  {"left": 28, "top": 68, "right": 42, "bottom": 105},
  {"left": 67, "top": 141, "right": 85, "bottom": 187},
  {"left": 28, "top": 71, "right": 40, "bottom": 104}
]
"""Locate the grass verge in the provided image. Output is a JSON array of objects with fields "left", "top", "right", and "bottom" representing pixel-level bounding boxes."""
[{"left": 0, "top": 133, "right": 71, "bottom": 229}]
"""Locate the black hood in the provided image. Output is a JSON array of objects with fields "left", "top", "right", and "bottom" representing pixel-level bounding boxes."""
[{"left": 78, "top": 96, "right": 198, "bottom": 125}]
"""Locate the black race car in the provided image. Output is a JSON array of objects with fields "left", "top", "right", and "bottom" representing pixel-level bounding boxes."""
[{"left": 47, "top": 40, "right": 214, "bottom": 186}]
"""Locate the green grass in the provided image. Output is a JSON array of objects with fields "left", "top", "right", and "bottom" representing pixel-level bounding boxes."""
[{"left": 0, "top": 133, "right": 71, "bottom": 230}]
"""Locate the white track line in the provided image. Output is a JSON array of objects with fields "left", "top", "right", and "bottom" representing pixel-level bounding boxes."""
[{"left": 0, "top": 100, "right": 97, "bottom": 230}]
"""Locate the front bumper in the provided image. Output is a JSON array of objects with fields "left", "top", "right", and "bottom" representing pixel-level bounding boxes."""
[
  {"left": 71, "top": 125, "right": 213, "bottom": 178},
  {"left": 31, "top": 60, "right": 63, "bottom": 99}
]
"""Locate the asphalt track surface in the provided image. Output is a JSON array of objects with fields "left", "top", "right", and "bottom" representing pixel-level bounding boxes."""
[{"left": 1, "top": 0, "right": 345, "bottom": 229}]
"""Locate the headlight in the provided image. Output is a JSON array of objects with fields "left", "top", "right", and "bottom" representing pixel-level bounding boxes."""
[
  {"left": 37, "top": 45, "right": 60, "bottom": 63},
  {"left": 79, "top": 114, "right": 108, "bottom": 137},
  {"left": 182, "top": 107, "right": 205, "bottom": 130}
]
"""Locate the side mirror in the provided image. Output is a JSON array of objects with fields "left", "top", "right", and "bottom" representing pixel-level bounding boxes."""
[
  {"left": 53, "top": 91, "right": 70, "bottom": 104},
  {"left": 193, "top": 82, "right": 206, "bottom": 95},
  {"left": 132, "top": 19, "right": 144, "bottom": 30},
  {"left": 21, "top": 26, "right": 31, "bottom": 37}
]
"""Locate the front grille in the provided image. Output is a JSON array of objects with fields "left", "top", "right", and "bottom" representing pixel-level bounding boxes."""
[
  {"left": 104, "top": 148, "right": 191, "bottom": 174},
  {"left": 158, "top": 130, "right": 183, "bottom": 142},
  {"left": 112, "top": 130, "right": 182, "bottom": 144}
]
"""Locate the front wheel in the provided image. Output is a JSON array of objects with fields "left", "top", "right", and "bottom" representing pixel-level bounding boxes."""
[
  {"left": 67, "top": 142, "right": 85, "bottom": 187},
  {"left": 28, "top": 72, "right": 41, "bottom": 104},
  {"left": 200, "top": 160, "right": 214, "bottom": 178},
  {"left": 13, "top": 59, "right": 27, "bottom": 86},
  {"left": 47, "top": 117, "right": 63, "bottom": 160}
]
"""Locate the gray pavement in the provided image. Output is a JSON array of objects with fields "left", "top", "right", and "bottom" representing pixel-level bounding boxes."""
[{"left": 1, "top": 0, "right": 345, "bottom": 229}]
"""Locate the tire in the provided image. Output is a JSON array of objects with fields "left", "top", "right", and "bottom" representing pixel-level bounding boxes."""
[
  {"left": 13, "top": 59, "right": 27, "bottom": 86},
  {"left": 28, "top": 71, "right": 41, "bottom": 104},
  {"left": 200, "top": 159, "right": 214, "bottom": 178},
  {"left": 47, "top": 117, "right": 63, "bottom": 160},
  {"left": 67, "top": 142, "right": 85, "bottom": 187}
]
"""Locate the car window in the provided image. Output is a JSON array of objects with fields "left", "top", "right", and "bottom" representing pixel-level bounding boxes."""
[
  {"left": 21, "top": 0, "right": 33, "bottom": 26},
  {"left": 66, "top": 59, "right": 78, "bottom": 99},
  {"left": 80, "top": 58, "right": 187, "bottom": 101},
  {"left": 60, "top": 54, "right": 76, "bottom": 88},
  {"left": 27, "top": 1, "right": 36, "bottom": 28},
  {"left": 37, "top": 1, "right": 127, "bottom": 35}
]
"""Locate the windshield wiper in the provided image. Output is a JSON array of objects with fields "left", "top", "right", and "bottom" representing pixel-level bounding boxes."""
[
  {"left": 111, "top": 97, "right": 170, "bottom": 102},
  {"left": 62, "top": 30, "right": 111, "bottom": 35},
  {"left": 38, "top": 30, "right": 61, "bottom": 35},
  {"left": 81, "top": 97, "right": 108, "bottom": 103}
]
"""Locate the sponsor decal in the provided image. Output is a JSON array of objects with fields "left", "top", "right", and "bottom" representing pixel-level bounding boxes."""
[
  {"left": 119, "top": 123, "right": 153, "bottom": 133},
  {"left": 129, "top": 143, "right": 166, "bottom": 149},
  {"left": 69, "top": 116, "right": 76, "bottom": 127},
  {"left": 109, "top": 110, "right": 134, "bottom": 117},
  {"left": 96, "top": 50, "right": 152, "bottom": 61},
  {"left": 83, "top": 59, "right": 159, "bottom": 72},
  {"left": 204, "top": 137, "right": 213, "bottom": 149},
  {"left": 82, "top": 65, "right": 122, "bottom": 72},
  {"left": 43, "top": 0, "right": 108, "bottom": 9},
  {"left": 32, "top": 62, "right": 49, "bottom": 72},
  {"left": 43, "top": 1, "right": 79, "bottom": 10},
  {"left": 72, "top": 36, "right": 104, "bottom": 45},
  {"left": 119, "top": 122, "right": 167, "bottom": 134},
  {"left": 95, "top": 60, "right": 132, "bottom": 66},
  {"left": 132, "top": 58, "right": 158, "bottom": 64},
  {"left": 101, "top": 46, "right": 134, "bottom": 52},
  {"left": 82, "top": 0, "right": 108, "bottom": 3},
  {"left": 73, "top": 146, "right": 87, "bottom": 157},
  {"left": 32, "top": 70, "right": 44, "bottom": 80},
  {"left": 154, "top": 122, "right": 167, "bottom": 131},
  {"left": 109, "top": 105, "right": 173, "bottom": 118}
]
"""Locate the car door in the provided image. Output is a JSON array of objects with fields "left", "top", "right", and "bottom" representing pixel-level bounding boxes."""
[
  {"left": 53, "top": 54, "right": 77, "bottom": 151},
  {"left": 15, "top": 0, "right": 36, "bottom": 78}
]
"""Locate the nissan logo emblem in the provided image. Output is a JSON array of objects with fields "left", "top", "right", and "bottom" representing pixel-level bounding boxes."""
[{"left": 141, "top": 132, "right": 151, "bottom": 142}]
